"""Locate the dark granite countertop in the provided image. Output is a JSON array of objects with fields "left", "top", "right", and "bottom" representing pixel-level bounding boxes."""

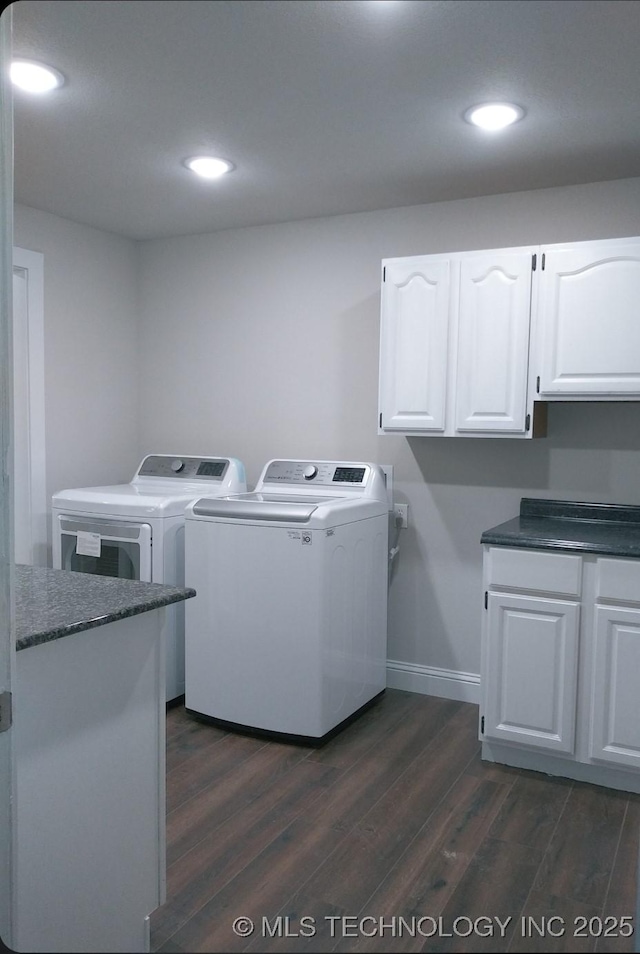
[
  {"left": 15, "top": 564, "right": 195, "bottom": 652},
  {"left": 481, "top": 498, "right": 640, "bottom": 558}
]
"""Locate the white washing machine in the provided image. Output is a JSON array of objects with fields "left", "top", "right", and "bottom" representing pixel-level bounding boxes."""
[
  {"left": 52, "top": 454, "right": 246, "bottom": 702},
  {"left": 184, "top": 459, "right": 389, "bottom": 742}
]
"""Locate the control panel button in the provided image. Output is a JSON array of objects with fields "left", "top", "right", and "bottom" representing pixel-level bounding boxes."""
[
  {"left": 171, "top": 459, "right": 185, "bottom": 473},
  {"left": 303, "top": 465, "right": 318, "bottom": 480}
]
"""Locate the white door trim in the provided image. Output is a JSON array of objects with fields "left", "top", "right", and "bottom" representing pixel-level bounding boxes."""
[
  {"left": 12, "top": 247, "right": 46, "bottom": 565},
  {"left": 1, "top": 9, "right": 15, "bottom": 948}
]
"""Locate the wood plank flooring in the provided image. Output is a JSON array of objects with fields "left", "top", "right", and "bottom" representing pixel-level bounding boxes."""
[{"left": 151, "top": 691, "right": 639, "bottom": 954}]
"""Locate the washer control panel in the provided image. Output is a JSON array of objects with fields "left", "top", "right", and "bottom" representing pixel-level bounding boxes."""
[
  {"left": 137, "top": 455, "right": 230, "bottom": 480},
  {"left": 262, "top": 460, "right": 369, "bottom": 488}
]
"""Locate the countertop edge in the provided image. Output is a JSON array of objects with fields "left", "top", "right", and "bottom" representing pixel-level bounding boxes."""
[
  {"left": 17, "top": 588, "right": 196, "bottom": 652},
  {"left": 480, "top": 531, "right": 640, "bottom": 558},
  {"left": 481, "top": 500, "right": 640, "bottom": 558},
  {"left": 15, "top": 564, "right": 196, "bottom": 652}
]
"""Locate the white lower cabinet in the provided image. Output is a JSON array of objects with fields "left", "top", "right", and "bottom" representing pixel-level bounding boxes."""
[
  {"left": 14, "top": 610, "right": 166, "bottom": 953},
  {"left": 589, "top": 557, "right": 640, "bottom": 770},
  {"left": 591, "top": 605, "right": 640, "bottom": 768},
  {"left": 484, "top": 592, "right": 579, "bottom": 754},
  {"left": 481, "top": 546, "right": 640, "bottom": 792}
]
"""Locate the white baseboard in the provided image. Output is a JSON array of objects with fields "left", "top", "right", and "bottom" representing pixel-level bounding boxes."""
[{"left": 386, "top": 659, "right": 480, "bottom": 704}]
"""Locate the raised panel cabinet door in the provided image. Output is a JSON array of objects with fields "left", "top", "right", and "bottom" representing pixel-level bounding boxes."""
[
  {"left": 483, "top": 592, "right": 580, "bottom": 753},
  {"left": 590, "top": 605, "right": 640, "bottom": 769},
  {"left": 455, "top": 250, "right": 535, "bottom": 432},
  {"left": 379, "top": 257, "right": 450, "bottom": 431},
  {"left": 538, "top": 240, "right": 640, "bottom": 395}
]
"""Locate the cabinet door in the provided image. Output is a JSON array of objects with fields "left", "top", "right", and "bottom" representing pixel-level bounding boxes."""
[
  {"left": 590, "top": 605, "right": 640, "bottom": 768},
  {"left": 455, "top": 250, "right": 534, "bottom": 432},
  {"left": 538, "top": 240, "right": 640, "bottom": 395},
  {"left": 483, "top": 592, "right": 579, "bottom": 753},
  {"left": 379, "top": 257, "right": 450, "bottom": 431}
]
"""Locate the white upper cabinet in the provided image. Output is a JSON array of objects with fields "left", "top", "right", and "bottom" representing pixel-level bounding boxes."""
[
  {"left": 378, "top": 256, "right": 450, "bottom": 431},
  {"left": 536, "top": 238, "right": 640, "bottom": 397},
  {"left": 378, "top": 247, "right": 537, "bottom": 438},
  {"left": 455, "top": 250, "right": 534, "bottom": 433},
  {"left": 379, "top": 235, "right": 640, "bottom": 438}
]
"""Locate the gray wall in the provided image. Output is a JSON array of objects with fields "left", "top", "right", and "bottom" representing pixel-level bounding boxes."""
[
  {"left": 12, "top": 176, "right": 640, "bottom": 686},
  {"left": 137, "top": 177, "right": 640, "bottom": 682},
  {"left": 13, "top": 205, "right": 140, "bottom": 505}
]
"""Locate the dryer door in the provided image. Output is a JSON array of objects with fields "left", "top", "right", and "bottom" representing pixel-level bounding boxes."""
[{"left": 55, "top": 515, "right": 153, "bottom": 582}]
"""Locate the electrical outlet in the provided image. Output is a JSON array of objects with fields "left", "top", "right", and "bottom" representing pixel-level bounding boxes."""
[{"left": 394, "top": 503, "right": 408, "bottom": 528}]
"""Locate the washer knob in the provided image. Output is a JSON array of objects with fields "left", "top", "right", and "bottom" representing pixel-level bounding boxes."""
[
  {"left": 303, "top": 465, "right": 318, "bottom": 480},
  {"left": 171, "top": 459, "right": 184, "bottom": 473}
]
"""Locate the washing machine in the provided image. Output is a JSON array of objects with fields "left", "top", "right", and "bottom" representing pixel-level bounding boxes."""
[
  {"left": 184, "top": 459, "right": 389, "bottom": 742},
  {"left": 52, "top": 454, "right": 246, "bottom": 702}
]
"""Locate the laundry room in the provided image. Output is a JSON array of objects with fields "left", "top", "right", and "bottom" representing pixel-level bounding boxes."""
[
  {"left": 4, "top": 2, "right": 640, "bottom": 953},
  {"left": 14, "top": 184, "right": 640, "bottom": 701}
]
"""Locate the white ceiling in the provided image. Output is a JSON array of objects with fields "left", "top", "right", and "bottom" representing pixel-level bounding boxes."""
[{"left": 11, "top": 0, "right": 640, "bottom": 241}]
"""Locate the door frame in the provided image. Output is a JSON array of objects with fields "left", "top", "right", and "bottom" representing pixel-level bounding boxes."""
[
  {"left": 0, "top": 6, "right": 14, "bottom": 949},
  {"left": 12, "top": 247, "right": 46, "bottom": 565}
]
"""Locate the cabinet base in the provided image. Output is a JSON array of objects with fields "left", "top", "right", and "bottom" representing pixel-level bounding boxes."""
[{"left": 482, "top": 740, "right": 640, "bottom": 795}]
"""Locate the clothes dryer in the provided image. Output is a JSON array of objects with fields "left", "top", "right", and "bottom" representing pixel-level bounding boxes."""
[
  {"left": 52, "top": 455, "right": 246, "bottom": 701},
  {"left": 184, "top": 459, "right": 389, "bottom": 741}
]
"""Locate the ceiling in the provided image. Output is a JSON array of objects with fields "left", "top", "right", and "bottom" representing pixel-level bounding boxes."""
[{"left": 10, "top": 0, "right": 640, "bottom": 241}]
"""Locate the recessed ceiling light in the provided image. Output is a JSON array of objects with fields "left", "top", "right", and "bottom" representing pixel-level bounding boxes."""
[
  {"left": 464, "top": 102, "right": 524, "bottom": 131},
  {"left": 184, "top": 156, "right": 234, "bottom": 179},
  {"left": 10, "top": 59, "right": 64, "bottom": 93}
]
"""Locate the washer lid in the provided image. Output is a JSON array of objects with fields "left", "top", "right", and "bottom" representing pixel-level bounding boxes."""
[{"left": 191, "top": 492, "right": 343, "bottom": 523}]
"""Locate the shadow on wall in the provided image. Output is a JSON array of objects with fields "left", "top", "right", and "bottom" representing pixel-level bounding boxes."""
[
  {"left": 406, "top": 430, "right": 551, "bottom": 490},
  {"left": 543, "top": 401, "right": 640, "bottom": 450},
  {"left": 334, "top": 291, "right": 381, "bottom": 456},
  {"left": 408, "top": 401, "right": 640, "bottom": 498}
]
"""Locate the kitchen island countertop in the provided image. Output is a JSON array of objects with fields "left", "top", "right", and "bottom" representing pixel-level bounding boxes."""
[{"left": 15, "top": 563, "right": 195, "bottom": 652}]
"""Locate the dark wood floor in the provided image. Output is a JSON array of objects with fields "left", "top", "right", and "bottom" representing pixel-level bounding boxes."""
[{"left": 151, "top": 690, "right": 639, "bottom": 954}]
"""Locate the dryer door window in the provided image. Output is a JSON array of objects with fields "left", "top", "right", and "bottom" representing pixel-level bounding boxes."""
[{"left": 56, "top": 516, "right": 153, "bottom": 581}]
